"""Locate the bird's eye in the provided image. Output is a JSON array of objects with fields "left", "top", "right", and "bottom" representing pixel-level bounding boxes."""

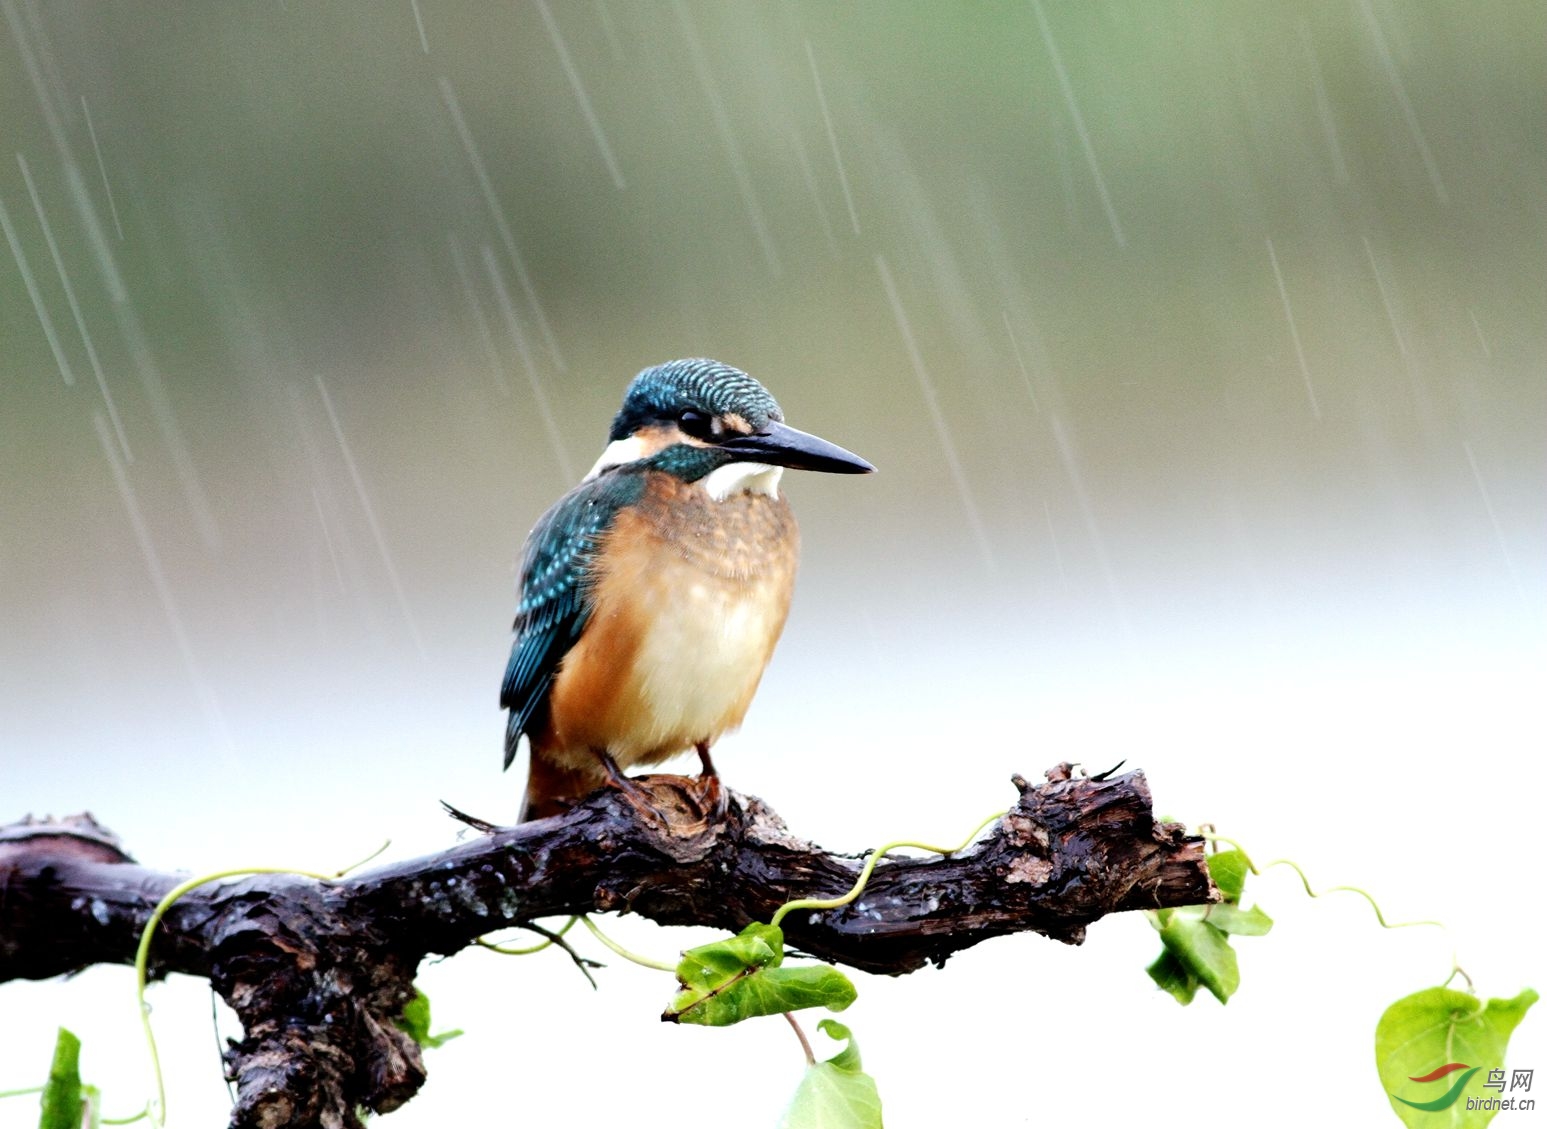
[{"left": 677, "top": 410, "right": 721, "bottom": 441}]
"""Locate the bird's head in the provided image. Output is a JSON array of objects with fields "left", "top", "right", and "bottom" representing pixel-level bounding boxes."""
[{"left": 585, "top": 359, "right": 873, "bottom": 494}]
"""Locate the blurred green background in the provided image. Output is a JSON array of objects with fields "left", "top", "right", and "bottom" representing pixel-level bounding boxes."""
[{"left": 2, "top": 3, "right": 1542, "bottom": 1127}]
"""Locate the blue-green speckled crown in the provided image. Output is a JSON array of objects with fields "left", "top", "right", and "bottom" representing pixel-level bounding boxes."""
[{"left": 608, "top": 359, "right": 783, "bottom": 441}]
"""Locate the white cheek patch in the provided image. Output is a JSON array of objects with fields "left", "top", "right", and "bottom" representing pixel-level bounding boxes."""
[
  {"left": 583, "top": 436, "right": 647, "bottom": 481},
  {"left": 703, "top": 461, "right": 783, "bottom": 501}
]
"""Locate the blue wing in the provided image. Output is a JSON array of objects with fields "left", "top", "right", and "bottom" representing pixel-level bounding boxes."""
[{"left": 501, "top": 474, "right": 640, "bottom": 768}]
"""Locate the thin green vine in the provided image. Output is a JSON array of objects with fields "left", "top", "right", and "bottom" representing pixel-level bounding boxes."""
[
  {"left": 1199, "top": 832, "right": 1472, "bottom": 990},
  {"left": 770, "top": 809, "right": 1005, "bottom": 929},
  {"left": 476, "top": 915, "right": 678, "bottom": 973},
  {"left": 578, "top": 915, "right": 679, "bottom": 972},
  {"left": 133, "top": 841, "right": 390, "bottom": 1126},
  {"left": 100, "top": 1105, "right": 152, "bottom": 1125},
  {"left": 476, "top": 915, "right": 579, "bottom": 955},
  {"left": 1203, "top": 833, "right": 1442, "bottom": 930}
]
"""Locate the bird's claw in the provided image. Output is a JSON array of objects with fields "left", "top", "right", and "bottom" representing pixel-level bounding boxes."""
[{"left": 686, "top": 771, "right": 728, "bottom": 823}]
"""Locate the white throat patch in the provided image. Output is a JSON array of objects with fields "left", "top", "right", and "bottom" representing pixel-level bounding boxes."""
[
  {"left": 703, "top": 461, "right": 783, "bottom": 501},
  {"left": 583, "top": 436, "right": 646, "bottom": 481}
]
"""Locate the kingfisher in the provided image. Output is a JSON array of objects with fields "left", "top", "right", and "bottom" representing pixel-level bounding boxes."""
[{"left": 502, "top": 358, "right": 874, "bottom": 821}]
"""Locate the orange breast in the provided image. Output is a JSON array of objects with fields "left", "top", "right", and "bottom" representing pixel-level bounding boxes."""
[{"left": 536, "top": 472, "right": 799, "bottom": 776}]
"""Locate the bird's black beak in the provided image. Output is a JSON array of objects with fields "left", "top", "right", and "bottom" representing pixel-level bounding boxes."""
[{"left": 719, "top": 421, "right": 875, "bottom": 474}]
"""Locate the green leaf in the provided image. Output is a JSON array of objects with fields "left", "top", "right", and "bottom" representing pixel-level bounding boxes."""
[
  {"left": 815, "top": 1020, "right": 863, "bottom": 1072},
  {"left": 663, "top": 924, "right": 857, "bottom": 1026},
  {"left": 394, "top": 988, "right": 464, "bottom": 1050},
  {"left": 1153, "top": 911, "right": 1239, "bottom": 1004},
  {"left": 779, "top": 1020, "right": 883, "bottom": 1129},
  {"left": 1206, "top": 849, "right": 1249, "bottom": 903},
  {"left": 1375, "top": 987, "right": 1537, "bottom": 1128},
  {"left": 38, "top": 1027, "right": 83, "bottom": 1129},
  {"left": 1203, "top": 902, "right": 1274, "bottom": 936},
  {"left": 1146, "top": 949, "right": 1200, "bottom": 1005},
  {"left": 1147, "top": 852, "right": 1270, "bottom": 1006}
]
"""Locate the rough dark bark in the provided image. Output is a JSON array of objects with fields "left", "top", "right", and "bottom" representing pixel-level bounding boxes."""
[{"left": 0, "top": 765, "right": 1213, "bottom": 1129}]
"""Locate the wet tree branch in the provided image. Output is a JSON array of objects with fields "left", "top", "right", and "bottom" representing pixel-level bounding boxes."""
[{"left": 0, "top": 764, "right": 1213, "bottom": 1129}]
